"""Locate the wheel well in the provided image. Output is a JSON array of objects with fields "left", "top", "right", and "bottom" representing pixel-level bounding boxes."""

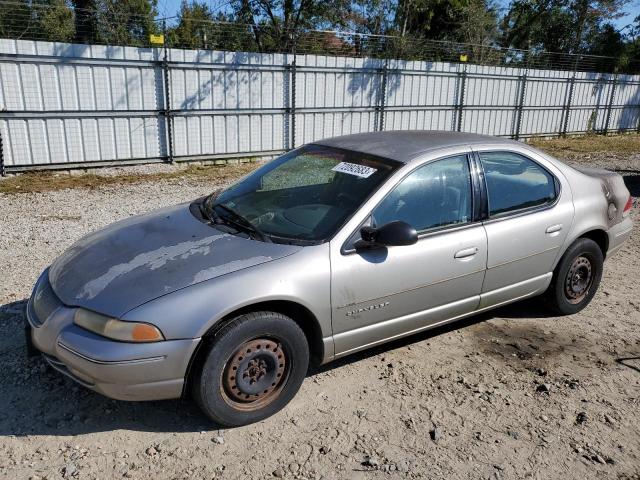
[
  {"left": 579, "top": 229, "right": 609, "bottom": 258},
  {"left": 182, "top": 301, "right": 325, "bottom": 399}
]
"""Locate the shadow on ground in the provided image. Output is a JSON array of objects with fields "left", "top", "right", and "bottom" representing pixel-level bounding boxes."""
[
  {"left": 0, "top": 296, "right": 628, "bottom": 436},
  {"left": 622, "top": 173, "right": 640, "bottom": 197}
]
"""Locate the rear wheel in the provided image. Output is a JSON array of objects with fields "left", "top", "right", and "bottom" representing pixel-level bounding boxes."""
[
  {"left": 192, "top": 311, "right": 309, "bottom": 427},
  {"left": 544, "top": 238, "right": 604, "bottom": 315}
]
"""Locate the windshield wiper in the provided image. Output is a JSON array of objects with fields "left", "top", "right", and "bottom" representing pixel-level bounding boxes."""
[{"left": 210, "top": 202, "right": 272, "bottom": 243}]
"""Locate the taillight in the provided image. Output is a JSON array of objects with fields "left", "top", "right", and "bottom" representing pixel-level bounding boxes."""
[{"left": 623, "top": 195, "right": 633, "bottom": 216}]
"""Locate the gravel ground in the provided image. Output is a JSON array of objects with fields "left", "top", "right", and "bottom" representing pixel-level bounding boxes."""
[{"left": 0, "top": 151, "right": 639, "bottom": 480}]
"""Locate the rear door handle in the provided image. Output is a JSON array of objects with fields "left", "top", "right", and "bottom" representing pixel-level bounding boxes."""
[
  {"left": 454, "top": 247, "right": 479, "bottom": 259},
  {"left": 545, "top": 224, "right": 563, "bottom": 234}
]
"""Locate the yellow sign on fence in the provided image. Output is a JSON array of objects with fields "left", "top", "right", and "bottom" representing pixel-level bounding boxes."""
[
  {"left": 460, "top": 54, "right": 468, "bottom": 62},
  {"left": 149, "top": 34, "right": 164, "bottom": 45}
]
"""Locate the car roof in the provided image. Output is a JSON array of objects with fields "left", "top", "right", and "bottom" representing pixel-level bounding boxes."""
[{"left": 312, "top": 130, "right": 523, "bottom": 163}]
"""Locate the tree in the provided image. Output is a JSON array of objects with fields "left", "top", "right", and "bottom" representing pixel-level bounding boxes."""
[
  {"left": 73, "top": 0, "right": 97, "bottom": 42},
  {"left": 231, "top": 0, "right": 351, "bottom": 51},
  {"left": 94, "top": 0, "right": 159, "bottom": 46},
  {"left": 0, "top": 0, "right": 74, "bottom": 42},
  {"left": 500, "top": 0, "right": 628, "bottom": 54},
  {"left": 168, "top": 1, "right": 259, "bottom": 50},
  {"left": 168, "top": 1, "right": 216, "bottom": 49},
  {"left": 394, "top": 0, "right": 498, "bottom": 43},
  {"left": 36, "top": 0, "right": 75, "bottom": 41},
  {"left": 344, "top": 0, "right": 398, "bottom": 35}
]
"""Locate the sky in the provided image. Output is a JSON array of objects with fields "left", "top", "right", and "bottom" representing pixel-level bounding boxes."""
[{"left": 156, "top": 0, "right": 640, "bottom": 33}]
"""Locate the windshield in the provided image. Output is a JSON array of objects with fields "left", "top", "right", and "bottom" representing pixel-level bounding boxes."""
[{"left": 206, "top": 145, "right": 401, "bottom": 244}]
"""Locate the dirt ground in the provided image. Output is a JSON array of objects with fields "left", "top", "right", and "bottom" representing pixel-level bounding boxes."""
[{"left": 0, "top": 138, "right": 639, "bottom": 480}]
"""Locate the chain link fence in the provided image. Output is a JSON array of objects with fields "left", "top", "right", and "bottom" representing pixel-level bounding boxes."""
[{"left": 0, "top": 0, "right": 637, "bottom": 73}]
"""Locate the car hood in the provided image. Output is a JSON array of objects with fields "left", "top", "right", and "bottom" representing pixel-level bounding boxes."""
[{"left": 49, "top": 203, "right": 301, "bottom": 317}]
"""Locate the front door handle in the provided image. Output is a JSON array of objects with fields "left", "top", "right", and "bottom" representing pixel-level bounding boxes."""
[
  {"left": 454, "top": 247, "right": 479, "bottom": 259},
  {"left": 545, "top": 224, "right": 563, "bottom": 234}
]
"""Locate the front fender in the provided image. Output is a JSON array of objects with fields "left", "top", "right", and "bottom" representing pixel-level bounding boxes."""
[{"left": 122, "top": 244, "right": 332, "bottom": 341}]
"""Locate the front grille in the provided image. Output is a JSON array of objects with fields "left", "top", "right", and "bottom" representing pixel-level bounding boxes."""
[{"left": 30, "top": 275, "right": 62, "bottom": 326}]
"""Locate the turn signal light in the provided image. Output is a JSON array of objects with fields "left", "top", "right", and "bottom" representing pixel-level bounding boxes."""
[{"left": 74, "top": 309, "right": 165, "bottom": 343}]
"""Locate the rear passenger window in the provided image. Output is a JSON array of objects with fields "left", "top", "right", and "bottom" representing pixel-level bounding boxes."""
[
  {"left": 372, "top": 155, "right": 472, "bottom": 231},
  {"left": 480, "top": 152, "right": 557, "bottom": 216}
]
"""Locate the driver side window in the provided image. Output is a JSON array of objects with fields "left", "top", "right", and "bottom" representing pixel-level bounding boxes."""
[{"left": 372, "top": 155, "right": 472, "bottom": 232}]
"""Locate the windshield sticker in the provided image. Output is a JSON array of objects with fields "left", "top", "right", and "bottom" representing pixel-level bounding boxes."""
[{"left": 331, "top": 162, "right": 377, "bottom": 178}]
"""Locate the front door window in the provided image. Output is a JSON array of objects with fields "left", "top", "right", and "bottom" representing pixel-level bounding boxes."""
[{"left": 371, "top": 154, "right": 473, "bottom": 232}]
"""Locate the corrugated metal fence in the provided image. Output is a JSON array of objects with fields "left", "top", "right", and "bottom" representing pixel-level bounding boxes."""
[{"left": 1, "top": 38, "right": 640, "bottom": 173}]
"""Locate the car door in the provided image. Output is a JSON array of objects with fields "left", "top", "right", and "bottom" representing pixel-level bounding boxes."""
[
  {"left": 330, "top": 152, "right": 488, "bottom": 357},
  {"left": 475, "top": 148, "right": 574, "bottom": 308}
]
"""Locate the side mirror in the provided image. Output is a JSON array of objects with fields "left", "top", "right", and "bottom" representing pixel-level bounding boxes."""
[{"left": 355, "top": 221, "right": 418, "bottom": 250}]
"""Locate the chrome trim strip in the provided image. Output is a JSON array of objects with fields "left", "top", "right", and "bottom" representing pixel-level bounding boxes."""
[
  {"left": 336, "top": 268, "right": 485, "bottom": 309},
  {"left": 57, "top": 342, "right": 166, "bottom": 366},
  {"left": 481, "top": 200, "right": 560, "bottom": 224},
  {"left": 333, "top": 296, "right": 479, "bottom": 357},
  {"left": 321, "top": 336, "right": 335, "bottom": 364},
  {"left": 614, "top": 226, "right": 633, "bottom": 239},
  {"left": 43, "top": 355, "right": 95, "bottom": 388},
  {"left": 332, "top": 273, "right": 552, "bottom": 359},
  {"left": 487, "top": 246, "right": 560, "bottom": 270},
  {"left": 341, "top": 221, "right": 481, "bottom": 254}
]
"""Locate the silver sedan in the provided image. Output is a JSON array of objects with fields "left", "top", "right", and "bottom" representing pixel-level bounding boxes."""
[{"left": 26, "top": 131, "right": 633, "bottom": 426}]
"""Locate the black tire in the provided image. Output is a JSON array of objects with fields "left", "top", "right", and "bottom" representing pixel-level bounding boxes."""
[
  {"left": 192, "top": 311, "right": 309, "bottom": 427},
  {"left": 544, "top": 237, "right": 604, "bottom": 315}
]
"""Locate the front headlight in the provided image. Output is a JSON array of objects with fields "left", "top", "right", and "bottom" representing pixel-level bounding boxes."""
[{"left": 74, "top": 309, "right": 165, "bottom": 343}]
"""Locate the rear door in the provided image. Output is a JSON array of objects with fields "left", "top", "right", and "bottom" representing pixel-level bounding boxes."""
[
  {"left": 330, "top": 151, "right": 488, "bottom": 356},
  {"left": 475, "top": 148, "right": 574, "bottom": 308}
]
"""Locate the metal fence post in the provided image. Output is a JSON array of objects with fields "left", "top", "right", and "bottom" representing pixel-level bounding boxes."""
[
  {"left": 0, "top": 128, "right": 5, "bottom": 177},
  {"left": 456, "top": 64, "right": 467, "bottom": 132},
  {"left": 283, "top": 57, "right": 297, "bottom": 150},
  {"left": 561, "top": 73, "right": 576, "bottom": 136},
  {"left": 514, "top": 72, "right": 527, "bottom": 140},
  {"left": 290, "top": 54, "right": 297, "bottom": 149},
  {"left": 603, "top": 73, "right": 618, "bottom": 135},
  {"left": 161, "top": 20, "right": 174, "bottom": 163},
  {"left": 376, "top": 58, "right": 388, "bottom": 132}
]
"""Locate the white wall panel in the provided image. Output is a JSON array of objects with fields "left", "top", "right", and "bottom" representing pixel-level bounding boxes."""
[{"left": 1, "top": 38, "right": 640, "bottom": 169}]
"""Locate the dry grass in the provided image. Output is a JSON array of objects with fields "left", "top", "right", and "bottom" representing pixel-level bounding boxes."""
[
  {"left": 528, "top": 133, "right": 640, "bottom": 157},
  {"left": 2, "top": 134, "right": 639, "bottom": 195},
  {"left": 0, "top": 162, "right": 259, "bottom": 195}
]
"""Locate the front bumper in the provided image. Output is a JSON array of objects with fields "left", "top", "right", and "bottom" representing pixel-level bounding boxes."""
[{"left": 27, "top": 274, "right": 199, "bottom": 401}]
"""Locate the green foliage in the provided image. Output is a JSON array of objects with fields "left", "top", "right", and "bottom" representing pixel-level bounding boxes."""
[
  {"left": 0, "top": 0, "right": 74, "bottom": 42},
  {"left": 83, "top": 0, "right": 159, "bottom": 46},
  {"left": 0, "top": 0, "right": 638, "bottom": 73},
  {"left": 37, "top": 0, "right": 75, "bottom": 41},
  {"left": 166, "top": 1, "right": 261, "bottom": 51},
  {"left": 395, "top": 0, "right": 498, "bottom": 44},
  {"left": 500, "top": 0, "right": 628, "bottom": 54}
]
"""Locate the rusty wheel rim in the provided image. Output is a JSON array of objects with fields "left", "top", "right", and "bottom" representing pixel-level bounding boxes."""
[
  {"left": 564, "top": 256, "right": 593, "bottom": 304},
  {"left": 220, "top": 338, "right": 288, "bottom": 411}
]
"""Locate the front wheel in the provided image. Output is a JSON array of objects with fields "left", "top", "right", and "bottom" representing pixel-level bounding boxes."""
[
  {"left": 544, "top": 238, "right": 604, "bottom": 315},
  {"left": 192, "top": 311, "right": 309, "bottom": 427}
]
